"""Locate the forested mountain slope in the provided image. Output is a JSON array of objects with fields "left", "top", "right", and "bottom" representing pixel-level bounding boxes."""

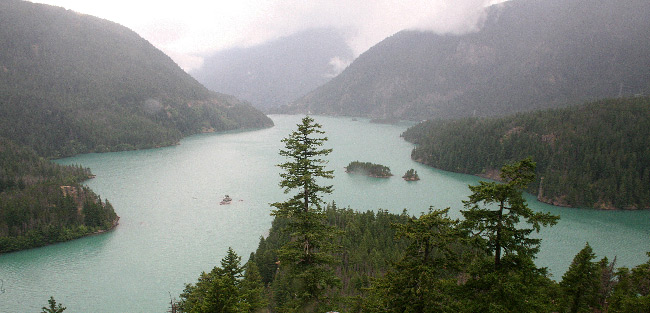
[
  {"left": 0, "top": 136, "right": 118, "bottom": 252},
  {"left": 191, "top": 28, "right": 354, "bottom": 112},
  {"left": 0, "top": 0, "right": 272, "bottom": 158},
  {"left": 402, "top": 97, "right": 650, "bottom": 210},
  {"left": 289, "top": 0, "right": 650, "bottom": 120}
]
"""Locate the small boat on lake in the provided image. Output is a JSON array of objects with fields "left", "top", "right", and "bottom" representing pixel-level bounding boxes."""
[{"left": 220, "top": 195, "right": 232, "bottom": 205}]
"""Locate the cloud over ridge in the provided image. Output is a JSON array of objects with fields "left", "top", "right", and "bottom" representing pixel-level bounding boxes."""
[{"left": 30, "top": 0, "right": 503, "bottom": 71}]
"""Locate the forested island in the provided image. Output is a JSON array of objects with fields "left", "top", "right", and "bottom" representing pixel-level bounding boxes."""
[
  {"left": 0, "top": 137, "right": 118, "bottom": 253},
  {"left": 172, "top": 117, "right": 650, "bottom": 313},
  {"left": 402, "top": 168, "right": 420, "bottom": 181},
  {"left": 402, "top": 97, "right": 650, "bottom": 210},
  {"left": 345, "top": 161, "right": 392, "bottom": 178}
]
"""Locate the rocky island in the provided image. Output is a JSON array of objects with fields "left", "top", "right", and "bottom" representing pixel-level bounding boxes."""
[{"left": 345, "top": 161, "right": 392, "bottom": 178}]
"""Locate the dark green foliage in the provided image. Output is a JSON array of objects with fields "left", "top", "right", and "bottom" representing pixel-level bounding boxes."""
[
  {"left": 179, "top": 272, "right": 237, "bottom": 312},
  {"left": 559, "top": 243, "right": 603, "bottom": 313},
  {"left": 289, "top": 0, "right": 650, "bottom": 121},
  {"left": 177, "top": 248, "right": 266, "bottom": 313},
  {"left": 608, "top": 253, "right": 650, "bottom": 313},
  {"left": 186, "top": 204, "right": 650, "bottom": 313},
  {"left": 325, "top": 206, "right": 411, "bottom": 293},
  {"left": 366, "top": 208, "right": 468, "bottom": 312},
  {"left": 270, "top": 116, "right": 340, "bottom": 311},
  {"left": 345, "top": 161, "right": 392, "bottom": 178},
  {"left": 0, "top": 0, "right": 272, "bottom": 158},
  {"left": 392, "top": 208, "right": 463, "bottom": 273},
  {"left": 403, "top": 97, "right": 650, "bottom": 209},
  {"left": 364, "top": 209, "right": 558, "bottom": 312},
  {"left": 238, "top": 258, "right": 267, "bottom": 313},
  {"left": 251, "top": 204, "right": 411, "bottom": 311},
  {"left": 364, "top": 161, "right": 559, "bottom": 312},
  {"left": 0, "top": 137, "right": 118, "bottom": 253},
  {"left": 42, "top": 296, "right": 66, "bottom": 313},
  {"left": 402, "top": 169, "right": 419, "bottom": 181},
  {"left": 458, "top": 255, "right": 558, "bottom": 313},
  {"left": 461, "top": 158, "right": 559, "bottom": 269},
  {"left": 273, "top": 116, "right": 334, "bottom": 214}
]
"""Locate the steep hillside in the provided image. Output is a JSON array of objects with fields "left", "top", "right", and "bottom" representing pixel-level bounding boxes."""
[
  {"left": 0, "top": 136, "right": 119, "bottom": 252},
  {"left": 402, "top": 97, "right": 650, "bottom": 210},
  {"left": 0, "top": 0, "right": 273, "bottom": 158},
  {"left": 191, "top": 28, "right": 354, "bottom": 112},
  {"left": 289, "top": 0, "right": 650, "bottom": 120}
]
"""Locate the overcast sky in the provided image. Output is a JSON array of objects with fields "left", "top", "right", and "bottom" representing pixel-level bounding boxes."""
[{"left": 29, "top": 0, "right": 508, "bottom": 72}]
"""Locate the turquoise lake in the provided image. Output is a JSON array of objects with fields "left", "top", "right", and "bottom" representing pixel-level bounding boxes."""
[{"left": 1, "top": 114, "right": 648, "bottom": 312}]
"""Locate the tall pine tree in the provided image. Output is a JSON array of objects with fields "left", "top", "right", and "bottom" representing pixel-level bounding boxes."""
[
  {"left": 177, "top": 248, "right": 265, "bottom": 313},
  {"left": 559, "top": 243, "right": 602, "bottom": 313},
  {"left": 270, "top": 116, "right": 340, "bottom": 311},
  {"left": 461, "top": 157, "right": 559, "bottom": 269},
  {"left": 458, "top": 158, "right": 560, "bottom": 312}
]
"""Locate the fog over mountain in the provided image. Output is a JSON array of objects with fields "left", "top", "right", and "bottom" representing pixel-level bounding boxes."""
[
  {"left": 29, "top": 0, "right": 502, "bottom": 71},
  {"left": 190, "top": 28, "right": 354, "bottom": 111},
  {"left": 288, "top": 0, "right": 650, "bottom": 120}
]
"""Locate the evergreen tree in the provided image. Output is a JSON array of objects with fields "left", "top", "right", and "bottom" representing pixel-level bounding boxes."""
[
  {"left": 270, "top": 116, "right": 340, "bottom": 311},
  {"left": 219, "top": 247, "right": 244, "bottom": 285},
  {"left": 461, "top": 158, "right": 559, "bottom": 269},
  {"left": 366, "top": 208, "right": 464, "bottom": 312},
  {"left": 460, "top": 255, "right": 558, "bottom": 313},
  {"left": 559, "top": 243, "right": 602, "bottom": 313},
  {"left": 179, "top": 270, "right": 237, "bottom": 312},
  {"left": 456, "top": 158, "right": 559, "bottom": 312},
  {"left": 42, "top": 296, "right": 66, "bottom": 313},
  {"left": 238, "top": 258, "right": 268, "bottom": 312},
  {"left": 177, "top": 248, "right": 264, "bottom": 313},
  {"left": 608, "top": 252, "right": 650, "bottom": 313}
]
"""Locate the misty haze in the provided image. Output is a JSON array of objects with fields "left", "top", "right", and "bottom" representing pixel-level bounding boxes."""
[{"left": 1, "top": 0, "right": 649, "bottom": 312}]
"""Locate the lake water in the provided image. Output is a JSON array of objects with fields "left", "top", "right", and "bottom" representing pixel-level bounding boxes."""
[{"left": 1, "top": 115, "right": 648, "bottom": 312}]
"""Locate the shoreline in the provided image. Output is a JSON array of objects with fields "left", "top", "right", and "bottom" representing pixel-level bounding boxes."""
[
  {"left": 412, "top": 158, "right": 646, "bottom": 211},
  {"left": 0, "top": 216, "right": 120, "bottom": 255},
  {"left": 90, "top": 216, "right": 120, "bottom": 236}
]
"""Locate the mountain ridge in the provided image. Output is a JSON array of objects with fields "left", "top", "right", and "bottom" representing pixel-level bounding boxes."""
[
  {"left": 287, "top": 0, "right": 650, "bottom": 120},
  {"left": 0, "top": 0, "right": 273, "bottom": 158}
]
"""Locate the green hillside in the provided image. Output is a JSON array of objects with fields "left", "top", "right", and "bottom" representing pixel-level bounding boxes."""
[
  {"left": 402, "top": 97, "right": 650, "bottom": 210},
  {"left": 0, "top": 136, "right": 119, "bottom": 252},
  {"left": 288, "top": 0, "right": 650, "bottom": 120},
  {"left": 0, "top": 0, "right": 272, "bottom": 158}
]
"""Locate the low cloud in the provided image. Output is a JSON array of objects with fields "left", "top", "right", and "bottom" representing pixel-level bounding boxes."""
[
  {"left": 325, "top": 56, "right": 352, "bottom": 78},
  {"left": 30, "top": 0, "right": 507, "bottom": 72}
]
